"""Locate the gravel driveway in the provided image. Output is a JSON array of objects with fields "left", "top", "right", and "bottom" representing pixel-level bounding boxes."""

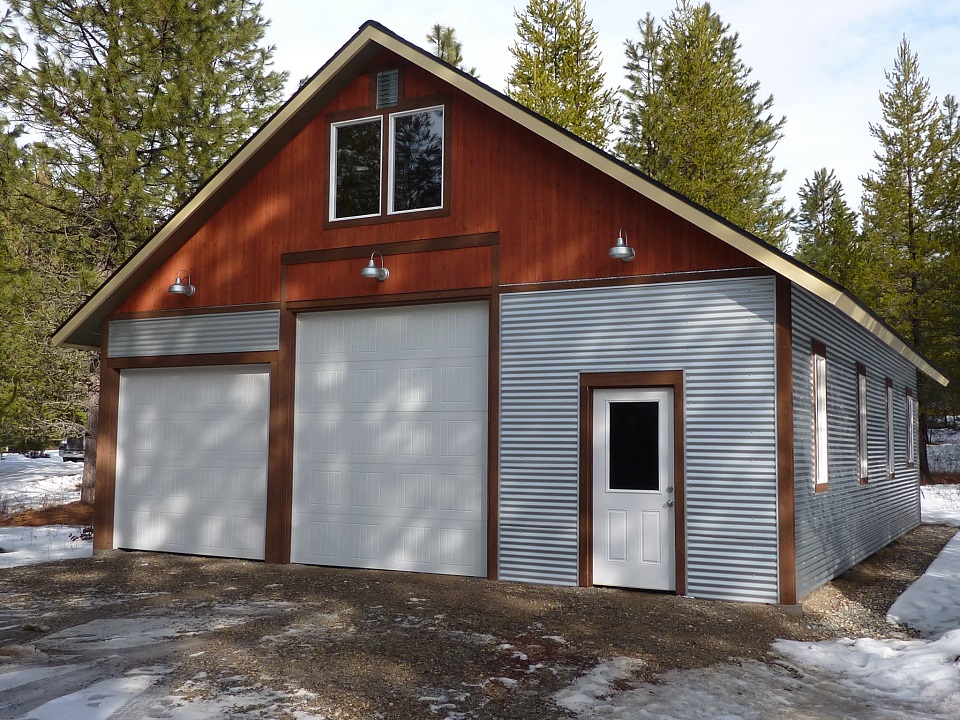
[{"left": 0, "top": 524, "right": 955, "bottom": 719}]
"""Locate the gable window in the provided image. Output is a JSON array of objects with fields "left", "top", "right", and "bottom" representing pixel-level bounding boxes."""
[
  {"left": 329, "top": 99, "right": 446, "bottom": 223},
  {"left": 857, "top": 363, "right": 868, "bottom": 483},
  {"left": 906, "top": 388, "right": 916, "bottom": 468},
  {"left": 331, "top": 117, "right": 382, "bottom": 220},
  {"left": 812, "top": 341, "right": 828, "bottom": 491},
  {"left": 886, "top": 378, "right": 895, "bottom": 477},
  {"left": 389, "top": 107, "right": 444, "bottom": 213}
]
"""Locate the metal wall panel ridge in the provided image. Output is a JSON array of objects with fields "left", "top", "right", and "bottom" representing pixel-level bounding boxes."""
[
  {"left": 499, "top": 277, "right": 779, "bottom": 602},
  {"left": 108, "top": 310, "right": 281, "bottom": 358},
  {"left": 791, "top": 286, "right": 920, "bottom": 599}
]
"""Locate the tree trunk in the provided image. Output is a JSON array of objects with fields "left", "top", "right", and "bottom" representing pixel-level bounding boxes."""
[{"left": 79, "top": 354, "right": 100, "bottom": 505}]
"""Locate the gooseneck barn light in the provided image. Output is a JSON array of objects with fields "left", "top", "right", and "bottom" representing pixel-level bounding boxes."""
[
  {"left": 360, "top": 251, "right": 390, "bottom": 282},
  {"left": 167, "top": 270, "right": 196, "bottom": 297},
  {"left": 608, "top": 229, "right": 636, "bottom": 262}
]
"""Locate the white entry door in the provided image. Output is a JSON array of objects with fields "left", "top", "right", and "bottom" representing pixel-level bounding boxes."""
[{"left": 592, "top": 388, "right": 675, "bottom": 589}]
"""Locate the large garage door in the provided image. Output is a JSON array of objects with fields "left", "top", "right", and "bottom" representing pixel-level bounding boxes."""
[
  {"left": 115, "top": 365, "right": 270, "bottom": 560},
  {"left": 292, "top": 302, "right": 488, "bottom": 576}
]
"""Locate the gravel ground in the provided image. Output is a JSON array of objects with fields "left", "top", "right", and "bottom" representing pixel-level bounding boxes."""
[{"left": 0, "top": 523, "right": 955, "bottom": 719}]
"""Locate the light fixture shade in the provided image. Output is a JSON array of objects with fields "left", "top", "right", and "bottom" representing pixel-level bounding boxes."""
[
  {"left": 167, "top": 271, "right": 196, "bottom": 297},
  {"left": 360, "top": 252, "right": 389, "bottom": 282},
  {"left": 609, "top": 230, "right": 636, "bottom": 262}
]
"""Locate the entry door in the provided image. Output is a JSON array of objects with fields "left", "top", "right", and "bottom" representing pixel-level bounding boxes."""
[{"left": 592, "top": 388, "right": 675, "bottom": 589}]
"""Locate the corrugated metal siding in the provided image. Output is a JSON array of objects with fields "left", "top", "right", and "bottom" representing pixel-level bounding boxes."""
[
  {"left": 499, "top": 277, "right": 779, "bottom": 602},
  {"left": 108, "top": 311, "right": 280, "bottom": 358},
  {"left": 792, "top": 286, "right": 920, "bottom": 600}
]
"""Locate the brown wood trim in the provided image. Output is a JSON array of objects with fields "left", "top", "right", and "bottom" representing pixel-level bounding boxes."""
[
  {"left": 775, "top": 276, "right": 797, "bottom": 605},
  {"left": 109, "top": 303, "right": 281, "bottom": 322},
  {"left": 282, "top": 232, "right": 500, "bottom": 266},
  {"left": 93, "top": 323, "right": 119, "bottom": 552},
  {"left": 285, "top": 288, "right": 492, "bottom": 313},
  {"left": 577, "top": 370, "right": 686, "bottom": 595},
  {"left": 486, "top": 244, "right": 501, "bottom": 580},
  {"left": 105, "top": 350, "right": 277, "bottom": 370},
  {"left": 499, "top": 267, "right": 774, "bottom": 294},
  {"left": 265, "top": 263, "right": 296, "bottom": 563}
]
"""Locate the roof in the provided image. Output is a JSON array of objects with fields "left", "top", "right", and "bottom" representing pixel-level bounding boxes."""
[{"left": 52, "top": 21, "right": 948, "bottom": 387}]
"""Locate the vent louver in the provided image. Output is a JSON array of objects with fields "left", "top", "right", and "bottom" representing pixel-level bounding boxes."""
[{"left": 376, "top": 69, "right": 399, "bottom": 108}]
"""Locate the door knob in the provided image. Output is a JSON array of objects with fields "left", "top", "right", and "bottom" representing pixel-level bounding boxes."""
[
  {"left": 666, "top": 500, "right": 675, "bottom": 507},
  {"left": 667, "top": 486, "right": 674, "bottom": 493}
]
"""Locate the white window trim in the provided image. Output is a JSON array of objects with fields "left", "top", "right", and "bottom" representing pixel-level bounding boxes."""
[
  {"left": 329, "top": 115, "right": 383, "bottom": 221},
  {"left": 906, "top": 389, "right": 916, "bottom": 468},
  {"left": 387, "top": 105, "right": 445, "bottom": 216},
  {"left": 857, "top": 365, "right": 869, "bottom": 482},
  {"left": 886, "top": 379, "right": 895, "bottom": 477},
  {"left": 813, "top": 346, "right": 828, "bottom": 489}
]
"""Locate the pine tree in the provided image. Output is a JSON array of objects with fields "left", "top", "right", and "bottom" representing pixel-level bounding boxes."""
[
  {"left": 617, "top": 0, "right": 789, "bottom": 248},
  {"left": 0, "top": 0, "right": 286, "bottom": 499},
  {"left": 860, "top": 37, "right": 955, "bottom": 479},
  {"left": 426, "top": 24, "right": 476, "bottom": 76},
  {"left": 507, "top": 0, "right": 618, "bottom": 147},
  {"left": 793, "top": 169, "right": 868, "bottom": 299}
]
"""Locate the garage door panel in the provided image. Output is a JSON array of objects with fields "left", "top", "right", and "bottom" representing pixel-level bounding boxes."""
[
  {"left": 115, "top": 366, "right": 269, "bottom": 560},
  {"left": 292, "top": 303, "right": 488, "bottom": 576},
  {"left": 299, "top": 514, "right": 485, "bottom": 573},
  {"left": 295, "top": 412, "right": 487, "bottom": 463}
]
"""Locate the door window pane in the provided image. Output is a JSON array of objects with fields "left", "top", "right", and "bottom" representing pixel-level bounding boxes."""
[
  {"left": 609, "top": 401, "right": 660, "bottom": 491},
  {"left": 332, "top": 118, "right": 382, "bottom": 219},
  {"left": 391, "top": 107, "right": 443, "bottom": 212}
]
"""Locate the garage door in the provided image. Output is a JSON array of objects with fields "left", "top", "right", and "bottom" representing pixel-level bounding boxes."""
[
  {"left": 291, "top": 302, "right": 488, "bottom": 576},
  {"left": 114, "top": 365, "right": 270, "bottom": 560}
]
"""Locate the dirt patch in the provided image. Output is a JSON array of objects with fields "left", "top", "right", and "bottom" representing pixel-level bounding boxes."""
[
  {"left": 0, "top": 523, "right": 954, "bottom": 719},
  {"left": 0, "top": 501, "right": 93, "bottom": 527}
]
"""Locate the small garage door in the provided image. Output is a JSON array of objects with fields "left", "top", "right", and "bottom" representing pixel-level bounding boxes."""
[
  {"left": 114, "top": 365, "right": 270, "bottom": 560},
  {"left": 291, "top": 302, "right": 488, "bottom": 576}
]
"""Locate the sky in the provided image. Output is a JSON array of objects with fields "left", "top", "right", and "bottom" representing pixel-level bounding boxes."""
[{"left": 257, "top": 0, "right": 960, "bottom": 232}]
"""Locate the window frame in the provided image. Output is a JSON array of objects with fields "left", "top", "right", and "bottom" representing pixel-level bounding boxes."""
[
  {"left": 328, "top": 114, "right": 384, "bottom": 222},
  {"left": 857, "top": 362, "right": 869, "bottom": 484},
  {"left": 906, "top": 387, "right": 916, "bottom": 469},
  {"left": 886, "top": 378, "right": 895, "bottom": 478},
  {"left": 812, "top": 340, "right": 829, "bottom": 492},
  {"left": 324, "top": 93, "right": 451, "bottom": 229},
  {"left": 387, "top": 104, "right": 446, "bottom": 216}
]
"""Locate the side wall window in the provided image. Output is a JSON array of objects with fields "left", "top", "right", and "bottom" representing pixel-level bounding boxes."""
[
  {"left": 886, "top": 378, "right": 895, "bottom": 477},
  {"left": 857, "top": 363, "right": 868, "bottom": 483},
  {"left": 812, "top": 341, "right": 828, "bottom": 491},
  {"left": 906, "top": 388, "right": 916, "bottom": 469}
]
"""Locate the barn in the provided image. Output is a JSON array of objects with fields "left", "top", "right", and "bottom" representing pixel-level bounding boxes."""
[{"left": 54, "top": 21, "right": 946, "bottom": 606}]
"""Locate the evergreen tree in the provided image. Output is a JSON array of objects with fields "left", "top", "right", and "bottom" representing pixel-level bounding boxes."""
[
  {"left": 860, "top": 37, "right": 955, "bottom": 479},
  {"left": 793, "top": 168, "right": 868, "bottom": 299},
  {"left": 426, "top": 24, "right": 476, "bottom": 76},
  {"left": 507, "top": 0, "right": 618, "bottom": 147},
  {"left": 617, "top": 0, "right": 789, "bottom": 248},
  {"left": 0, "top": 0, "right": 286, "bottom": 499}
]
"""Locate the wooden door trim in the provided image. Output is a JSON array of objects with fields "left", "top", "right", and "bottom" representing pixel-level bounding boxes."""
[{"left": 578, "top": 371, "right": 685, "bottom": 593}]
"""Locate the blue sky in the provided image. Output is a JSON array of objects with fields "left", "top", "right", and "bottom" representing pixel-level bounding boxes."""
[{"left": 259, "top": 0, "right": 960, "bottom": 234}]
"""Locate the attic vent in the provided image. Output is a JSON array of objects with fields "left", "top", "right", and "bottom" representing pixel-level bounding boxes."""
[{"left": 376, "top": 69, "right": 399, "bottom": 108}]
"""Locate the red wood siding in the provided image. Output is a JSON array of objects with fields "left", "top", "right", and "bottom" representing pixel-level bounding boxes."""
[{"left": 116, "top": 56, "right": 760, "bottom": 314}]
